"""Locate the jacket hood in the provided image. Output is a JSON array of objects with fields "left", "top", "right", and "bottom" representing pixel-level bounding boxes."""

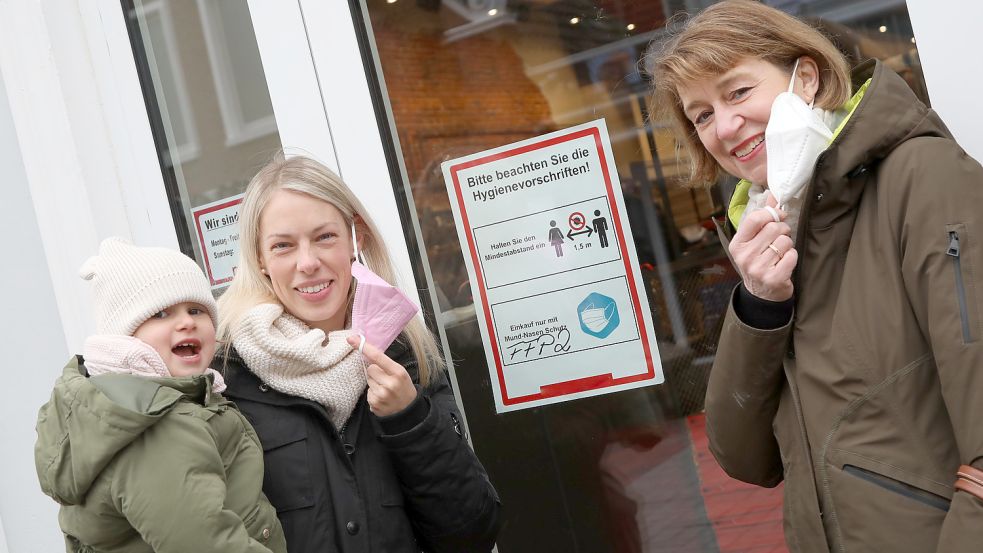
[
  {"left": 727, "top": 60, "right": 952, "bottom": 228},
  {"left": 35, "top": 356, "right": 217, "bottom": 505},
  {"left": 826, "top": 59, "right": 950, "bottom": 175},
  {"left": 806, "top": 59, "right": 953, "bottom": 228}
]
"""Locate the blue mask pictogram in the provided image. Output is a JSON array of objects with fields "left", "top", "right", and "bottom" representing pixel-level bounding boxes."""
[{"left": 577, "top": 292, "right": 619, "bottom": 338}]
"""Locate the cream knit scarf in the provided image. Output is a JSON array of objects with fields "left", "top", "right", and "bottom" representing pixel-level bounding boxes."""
[{"left": 232, "top": 303, "right": 366, "bottom": 430}]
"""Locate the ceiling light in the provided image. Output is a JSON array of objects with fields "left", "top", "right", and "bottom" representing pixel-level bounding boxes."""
[
  {"left": 879, "top": 25, "right": 887, "bottom": 33},
  {"left": 488, "top": 8, "right": 498, "bottom": 16},
  {"left": 570, "top": 17, "right": 580, "bottom": 25},
  {"left": 627, "top": 23, "right": 636, "bottom": 31},
  {"left": 386, "top": 0, "right": 397, "bottom": 3}
]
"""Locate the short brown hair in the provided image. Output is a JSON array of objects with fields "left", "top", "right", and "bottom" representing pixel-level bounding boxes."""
[{"left": 644, "top": 0, "right": 851, "bottom": 187}]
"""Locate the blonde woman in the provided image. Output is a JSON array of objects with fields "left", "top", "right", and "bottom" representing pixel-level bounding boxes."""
[
  {"left": 647, "top": 1, "right": 983, "bottom": 552},
  {"left": 216, "top": 153, "right": 500, "bottom": 553}
]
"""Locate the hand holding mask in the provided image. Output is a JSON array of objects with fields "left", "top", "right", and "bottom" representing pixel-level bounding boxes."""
[{"left": 347, "top": 331, "right": 417, "bottom": 416}]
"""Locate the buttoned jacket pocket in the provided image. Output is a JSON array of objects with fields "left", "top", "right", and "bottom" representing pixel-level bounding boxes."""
[{"left": 252, "top": 419, "right": 316, "bottom": 513}]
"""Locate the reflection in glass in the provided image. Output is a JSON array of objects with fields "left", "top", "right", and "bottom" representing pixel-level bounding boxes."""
[{"left": 122, "top": 0, "right": 281, "bottom": 262}]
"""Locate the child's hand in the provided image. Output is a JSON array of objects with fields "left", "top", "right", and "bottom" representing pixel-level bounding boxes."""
[{"left": 346, "top": 335, "right": 417, "bottom": 417}]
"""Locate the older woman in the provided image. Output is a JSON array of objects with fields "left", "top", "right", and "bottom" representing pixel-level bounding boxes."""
[
  {"left": 215, "top": 153, "right": 500, "bottom": 553},
  {"left": 647, "top": 2, "right": 983, "bottom": 552}
]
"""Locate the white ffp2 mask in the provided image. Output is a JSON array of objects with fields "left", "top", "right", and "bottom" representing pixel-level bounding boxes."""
[{"left": 765, "top": 59, "right": 832, "bottom": 208}]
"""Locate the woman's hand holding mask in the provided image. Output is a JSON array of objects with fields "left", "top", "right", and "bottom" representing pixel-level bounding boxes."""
[
  {"left": 347, "top": 335, "right": 418, "bottom": 417},
  {"left": 730, "top": 192, "right": 798, "bottom": 301}
]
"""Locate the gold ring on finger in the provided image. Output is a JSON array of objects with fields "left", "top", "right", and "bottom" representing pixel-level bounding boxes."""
[{"left": 767, "top": 243, "right": 782, "bottom": 257}]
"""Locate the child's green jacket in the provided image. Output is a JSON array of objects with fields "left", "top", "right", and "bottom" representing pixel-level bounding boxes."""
[{"left": 35, "top": 356, "right": 287, "bottom": 553}]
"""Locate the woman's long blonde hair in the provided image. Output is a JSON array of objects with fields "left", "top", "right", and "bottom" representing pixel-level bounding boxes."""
[
  {"left": 217, "top": 153, "right": 442, "bottom": 385},
  {"left": 644, "top": 0, "right": 852, "bottom": 187}
]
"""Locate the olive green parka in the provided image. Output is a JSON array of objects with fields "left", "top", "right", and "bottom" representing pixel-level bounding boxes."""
[
  {"left": 708, "top": 60, "right": 983, "bottom": 552},
  {"left": 35, "top": 356, "right": 287, "bottom": 553}
]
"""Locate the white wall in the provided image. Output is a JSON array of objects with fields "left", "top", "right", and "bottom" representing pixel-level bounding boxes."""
[
  {"left": 0, "top": 68, "right": 65, "bottom": 553},
  {"left": 0, "top": 1, "right": 174, "bottom": 550},
  {"left": 0, "top": 0, "right": 177, "bottom": 356},
  {"left": 908, "top": 0, "right": 983, "bottom": 161}
]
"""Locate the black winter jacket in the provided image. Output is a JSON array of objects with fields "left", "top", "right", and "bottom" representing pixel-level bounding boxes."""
[{"left": 219, "top": 340, "right": 501, "bottom": 553}]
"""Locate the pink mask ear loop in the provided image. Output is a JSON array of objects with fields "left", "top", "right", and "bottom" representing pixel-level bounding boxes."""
[
  {"left": 351, "top": 221, "right": 363, "bottom": 264},
  {"left": 351, "top": 222, "right": 366, "bottom": 357}
]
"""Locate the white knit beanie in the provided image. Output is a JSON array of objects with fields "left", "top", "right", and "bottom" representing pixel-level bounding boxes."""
[{"left": 79, "top": 237, "right": 218, "bottom": 336}]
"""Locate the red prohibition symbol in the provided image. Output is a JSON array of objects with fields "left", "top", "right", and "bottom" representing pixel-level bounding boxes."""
[{"left": 569, "top": 211, "right": 586, "bottom": 230}]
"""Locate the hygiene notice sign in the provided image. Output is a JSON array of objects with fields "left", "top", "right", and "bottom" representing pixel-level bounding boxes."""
[
  {"left": 441, "top": 119, "right": 663, "bottom": 413},
  {"left": 191, "top": 194, "right": 243, "bottom": 289}
]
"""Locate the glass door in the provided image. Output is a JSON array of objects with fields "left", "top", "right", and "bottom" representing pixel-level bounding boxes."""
[
  {"left": 344, "top": 1, "right": 927, "bottom": 552},
  {"left": 122, "top": 0, "right": 284, "bottom": 262},
  {"left": 120, "top": 0, "right": 423, "bottom": 296}
]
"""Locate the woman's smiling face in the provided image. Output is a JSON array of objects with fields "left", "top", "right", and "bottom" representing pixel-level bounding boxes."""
[
  {"left": 258, "top": 189, "right": 354, "bottom": 334},
  {"left": 677, "top": 57, "right": 797, "bottom": 186}
]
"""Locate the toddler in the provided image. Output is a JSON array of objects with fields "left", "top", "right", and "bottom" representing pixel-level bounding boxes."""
[{"left": 35, "top": 237, "right": 286, "bottom": 553}]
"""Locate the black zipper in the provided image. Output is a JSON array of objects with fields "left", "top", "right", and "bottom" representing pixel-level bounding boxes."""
[
  {"left": 450, "top": 412, "right": 463, "bottom": 438},
  {"left": 340, "top": 421, "right": 355, "bottom": 456},
  {"left": 947, "top": 230, "right": 973, "bottom": 343}
]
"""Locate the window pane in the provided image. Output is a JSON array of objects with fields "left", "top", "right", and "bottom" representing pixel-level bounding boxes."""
[
  {"left": 359, "top": 1, "right": 926, "bottom": 551},
  {"left": 122, "top": 0, "right": 281, "bottom": 265}
]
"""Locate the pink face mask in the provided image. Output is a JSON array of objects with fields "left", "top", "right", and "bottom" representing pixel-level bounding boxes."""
[{"left": 349, "top": 223, "right": 419, "bottom": 354}]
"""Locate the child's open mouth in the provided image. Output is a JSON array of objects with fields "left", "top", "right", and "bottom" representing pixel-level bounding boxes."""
[{"left": 172, "top": 340, "right": 202, "bottom": 358}]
